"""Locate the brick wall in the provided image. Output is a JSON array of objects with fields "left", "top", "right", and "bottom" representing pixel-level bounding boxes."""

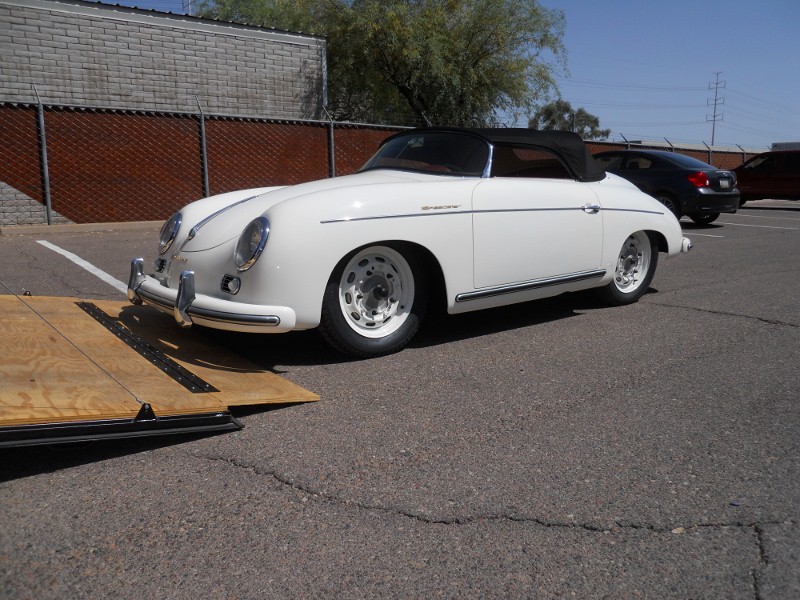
[{"left": 0, "top": 0, "right": 326, "bottom": 119}]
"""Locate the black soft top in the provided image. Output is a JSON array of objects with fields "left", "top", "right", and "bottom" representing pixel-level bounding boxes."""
[{"left": 387, "top": 127, "right": 606, "bottom": 182}]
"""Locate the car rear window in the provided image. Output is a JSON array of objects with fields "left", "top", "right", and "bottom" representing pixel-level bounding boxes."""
[{"left": 663, "top": 153, "right": 714, "bottom": 169}]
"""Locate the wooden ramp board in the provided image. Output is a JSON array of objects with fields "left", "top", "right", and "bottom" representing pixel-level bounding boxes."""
[{"left": 0, "top": 295, "right": 318, "bottom": 445}]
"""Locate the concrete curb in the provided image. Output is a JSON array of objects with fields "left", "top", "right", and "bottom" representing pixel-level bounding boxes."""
[{"left": 0, "top": 221, "right": 162, "bottom": 236}]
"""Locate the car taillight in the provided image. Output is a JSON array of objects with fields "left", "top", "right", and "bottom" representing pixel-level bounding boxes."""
[{"left": 688, "top": 171, "right": 710, "bottom": 187}]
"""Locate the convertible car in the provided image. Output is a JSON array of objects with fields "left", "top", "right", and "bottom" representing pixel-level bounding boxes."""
[{"left": 129, "top": 128, "right": 692, "bottom": 358}]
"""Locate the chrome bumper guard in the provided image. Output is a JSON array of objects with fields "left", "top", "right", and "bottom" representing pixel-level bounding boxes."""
[
  {"left": 681, "top": 237, "right": 693, "bottom": 253},
  {"left": 128, "top": 258, "right": 146, "bottom": 305},
  {"left": 175, "top": 270, "right": 196, "bottom": 327},
  {"left": 128, "top": 258, "right": 193, "bottom": 327},
  {"left": 127, "top": 258, "right": 282, "bottom": 330}
]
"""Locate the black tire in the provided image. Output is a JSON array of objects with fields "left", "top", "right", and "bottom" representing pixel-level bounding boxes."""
[
  {"left": 689, "top": 212, "right": 720, "bottom": 225},
  {"left": 654, "top": 193, "right": 681, "bottom": 219},
  {"left": 597, "top": 231, "right": 658, "bottom": 306},
  {"left": 319, "top": 244, "right": 428, "bottom": 358}
]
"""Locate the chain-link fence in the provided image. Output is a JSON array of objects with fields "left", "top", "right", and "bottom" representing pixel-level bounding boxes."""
[
  {"left": 0, "top": 101, "right": 402, "bottom": 226},
  {"left": 1, "top": 100, "right": 761, "bottom": 227},
  {"left": 583, "top": 139, "right": 756, "bottom": 171}
]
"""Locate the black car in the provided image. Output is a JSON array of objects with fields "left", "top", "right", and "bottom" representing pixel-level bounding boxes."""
[
  {"left": 733, "top": 150, "right": 800, "bottom": 203},
  {"left": 594, "top": 150, "right": 740, "bottom": 225}
]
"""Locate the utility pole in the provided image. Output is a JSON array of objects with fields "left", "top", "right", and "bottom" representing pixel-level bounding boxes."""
[{"left": 707, "top": 72, "right": 725, "bottom": 146}]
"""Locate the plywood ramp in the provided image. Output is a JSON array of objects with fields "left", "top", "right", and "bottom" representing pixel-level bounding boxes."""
[{"left": 0, "top": 295, "right": 317, "bottom": 441}]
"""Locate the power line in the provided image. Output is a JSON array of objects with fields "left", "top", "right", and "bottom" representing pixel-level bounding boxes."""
[{"left": 558, "top": 77, "right": 706, "bottom": 92}]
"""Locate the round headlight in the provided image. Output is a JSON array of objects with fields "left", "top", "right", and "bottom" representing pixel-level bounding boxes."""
[
  {"left": 158, "top": 212, "right": 182, "bottom": 255},
  {"left": 234, "top": 216, "right": 270, "bottom": 271}
]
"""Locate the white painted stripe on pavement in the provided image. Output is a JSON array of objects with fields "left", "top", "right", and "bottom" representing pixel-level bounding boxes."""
[
  {"left": 715, "top": 222, "right": 798, "bottom": 230},
  {"left": 733, "top": 213, "right": 800, "bottom": 222},
  {"left": 37, "top": 240, "right": 128, "bottom": 294}
]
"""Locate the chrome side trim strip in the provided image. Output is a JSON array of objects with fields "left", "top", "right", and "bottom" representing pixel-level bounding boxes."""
[
  {"left": 321, "top": 206, "right": 590, "bottom": 224},
  {"left": 321, "top": 210, "right": 473, "bottom": 224},
  {"left": 321, "top": 206, "right": 668, "bottom": 225},
  {"left": 601, "top": 207, "right": 664, "bottom": 215},
  {"left": 455, "top": 269, "right": 606, "bottom": 303}
]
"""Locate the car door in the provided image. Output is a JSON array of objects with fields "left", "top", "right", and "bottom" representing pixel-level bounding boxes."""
[
  {"left": 471, "top": 148, "right": 603, "bottom": 289},
  {"left": 776, "top": 153, "right": 800, "bottom": 198},
  {"left": 740, "top": 154, "right": 778, "bottom": 198}
]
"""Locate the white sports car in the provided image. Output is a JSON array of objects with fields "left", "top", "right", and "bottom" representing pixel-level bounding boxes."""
[{"left": 128, "top": 128, "right": 692, "bottom": 358}]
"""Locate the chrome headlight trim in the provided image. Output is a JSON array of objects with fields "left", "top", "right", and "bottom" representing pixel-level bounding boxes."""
[
  {"left": 158, "top": 212, "right": 182, "bottom": 255},
  {"left": 234, "top": 216, "right": 270, "bottom": 272}
]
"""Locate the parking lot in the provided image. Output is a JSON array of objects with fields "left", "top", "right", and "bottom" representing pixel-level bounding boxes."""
[{"left": 1, "top": 201, "right": 798, "bottom": 599}]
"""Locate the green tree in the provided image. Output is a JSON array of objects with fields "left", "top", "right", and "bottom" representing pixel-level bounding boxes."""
[
  {"left": 197, "top": 0, "right": 567, "bottom": 126},
  {"left": 529, "top": 99, "right": 610, "bottom": 140}
]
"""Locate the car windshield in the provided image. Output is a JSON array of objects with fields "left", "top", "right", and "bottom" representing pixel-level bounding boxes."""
[{"left": 360, "top": 132, "right": 490, "bottom": 176}]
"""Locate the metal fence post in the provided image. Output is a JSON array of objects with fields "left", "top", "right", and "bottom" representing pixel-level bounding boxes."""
[
  {"left": 196, "top": 96, "right": 210, "bottom": 197},
  {"left": 33, "top": 85, "right": 52, "bottom": 225},
  {"left": 324, "top": 107, "right": 336, "bottom": 178},
  {"left": 736, "top": 144, "right": 747, "bottom": 164}
]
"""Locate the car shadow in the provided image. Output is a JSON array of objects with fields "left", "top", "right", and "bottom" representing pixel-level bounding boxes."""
[
  {"left": 680, "top": 221, "right": 724, "bottom": 230},
  {"left": 411, "top": 292, "right": 587, "bottom": 349},
  {"left": 216, "top": 289, "right": 619, "bottom": 368}
]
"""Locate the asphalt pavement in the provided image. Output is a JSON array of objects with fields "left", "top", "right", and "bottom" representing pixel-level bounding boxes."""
[{"left": 1, "top": 201, "right": 798, "bottom": 599}]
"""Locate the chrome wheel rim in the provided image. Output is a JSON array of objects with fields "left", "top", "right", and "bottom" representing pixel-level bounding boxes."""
[
  {"left": 613, "top": 232, "right": 651, "bottom": 294},
  {"left": 337, "top": 247, "right": 414, "bottom": 339}
]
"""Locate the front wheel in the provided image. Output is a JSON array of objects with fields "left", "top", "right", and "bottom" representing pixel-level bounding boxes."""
[
  {"left": 597, "top": 231, "right": 658, "bottom": 306},
  {"left": 319, "top": 245, "right": 427, "bottom": 358},
  {"left": 688, "top": 212, "right": 719, "bottom": 225}
]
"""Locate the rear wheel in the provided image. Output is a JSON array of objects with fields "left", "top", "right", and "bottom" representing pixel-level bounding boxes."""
[
  {"left": 654, "top": 192, "right": 681, "bottom": 219},
  {"left": 689, "top": 212, "right": 719, "bottom": 225},
  {"left": 597, "top": 231, "right": 658, "bottom": 305},
  {"left": 319, "top": 245, "right": 427, "bottom": 358}
]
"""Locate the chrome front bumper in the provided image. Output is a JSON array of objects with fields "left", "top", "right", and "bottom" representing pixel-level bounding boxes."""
[{"left": 127, "top": 258, "right": 296, "bottom": 333}]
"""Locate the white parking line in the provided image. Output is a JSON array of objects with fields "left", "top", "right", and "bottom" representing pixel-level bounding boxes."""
[
  {"left": 715, "top": 222, "right": 799, "bottom": 230},
  {"left": 684, "top": 232, "right": 724, "bottom": 238},
  {"left": 37, "top": 240, "right": 128, "bottom": 294},
  {"left": 735, "top": 213, "right": 800, "bottom": 222}
]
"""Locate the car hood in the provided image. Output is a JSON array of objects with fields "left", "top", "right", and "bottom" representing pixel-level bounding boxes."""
[{"left": 178, "top": 170, "right": 472, "bottom": 252}]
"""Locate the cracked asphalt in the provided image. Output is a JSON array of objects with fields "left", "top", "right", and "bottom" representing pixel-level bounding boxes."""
[{"left": 1, "top": 201, "right": 798, "bottom": 599}]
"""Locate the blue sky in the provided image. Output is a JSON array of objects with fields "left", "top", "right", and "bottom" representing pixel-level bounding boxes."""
[
  {"left": 108, "top": 0, "right": 799, "bottom": 149},
  {"left": 538, "top": 0, "right": 800, "bottom": 149}
]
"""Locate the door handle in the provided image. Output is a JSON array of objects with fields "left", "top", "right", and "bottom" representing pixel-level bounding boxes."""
[{"left": 582, "top": 203, "right": 601, "bottom": 214}]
